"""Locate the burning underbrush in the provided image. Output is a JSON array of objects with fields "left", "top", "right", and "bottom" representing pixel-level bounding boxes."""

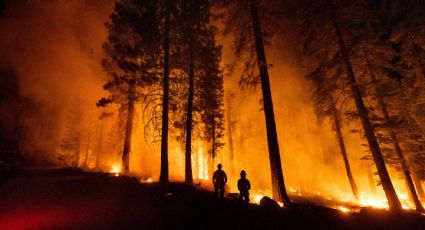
[
  {"left": 248, "top": 189, "right": 422, "bottom": 214},
  {"left": 99, "top": 161, "right": 423, "bottom": 215}
]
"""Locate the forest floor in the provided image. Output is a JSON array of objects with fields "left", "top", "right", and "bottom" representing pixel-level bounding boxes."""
[{"left": 0, "top": 169, "right": 424, "bottom": 230}]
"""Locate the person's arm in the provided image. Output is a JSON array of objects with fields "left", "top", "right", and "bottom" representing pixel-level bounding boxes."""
[
  {"left": 247, "top": 180, "right": 251, "bottom": 190},
  {"left": 224, "top": 172, "right": 228, "bottom": 183}
]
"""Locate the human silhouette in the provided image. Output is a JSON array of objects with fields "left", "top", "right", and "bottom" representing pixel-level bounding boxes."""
[
  {"left": 212, "top": 163, "right": 227, "bottom": 201},
  {"left": 238, "top": 170, "right": 251, "bottom": 205}
]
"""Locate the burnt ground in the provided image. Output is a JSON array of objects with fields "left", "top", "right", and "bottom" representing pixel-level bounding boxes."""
[{"left": 0, "top": 169, "right": 424, "bottom": 230}]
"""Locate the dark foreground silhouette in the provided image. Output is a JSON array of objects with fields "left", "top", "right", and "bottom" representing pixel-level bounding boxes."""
[{"left": 0, "top": 169, "right": 424, "bottom": 230}]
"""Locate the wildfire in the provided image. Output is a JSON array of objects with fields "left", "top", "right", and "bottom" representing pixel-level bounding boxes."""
[
  {"left": 251, "top": 194, "right": 284, "bottom": 207},
  {"left": 253, "top": 194, "right": 264, "bottom": 204},
  {"left": 140, "top": 177, "right": 153, "bottom": 183},
  {"left": 336, "top": 192, "right": 419, "bottom": 211},
  {"left": 110, "top": 164, "right": 121, "bottom": 177},
  {"left": 338, "top": 206, "right": 350, "bottom": 213}
]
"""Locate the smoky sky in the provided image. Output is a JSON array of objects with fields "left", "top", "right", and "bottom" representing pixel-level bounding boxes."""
[
  {"left": 0, "top": 0, "right": 114, "bottom": 105},
  {"left": 0, "top": 0, "right": 406, "bottom": 199}
]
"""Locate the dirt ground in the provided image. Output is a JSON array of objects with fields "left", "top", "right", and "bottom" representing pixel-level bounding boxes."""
[{"left": 0, "top": 169, "right": 424, "bottom": 230}]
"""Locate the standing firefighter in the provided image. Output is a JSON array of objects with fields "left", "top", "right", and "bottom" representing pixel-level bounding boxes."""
[
  {"left": 213, "top": 163, "right": 227, "bottom": 201},
  {"left": 238, "top": 170, "right": 251, "bottom": 204}
]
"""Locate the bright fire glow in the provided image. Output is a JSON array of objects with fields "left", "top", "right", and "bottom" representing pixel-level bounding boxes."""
[
  {"left": 336, "top": 191, "right": 419, "bottom": 211},
  {"left": 140, "top": 177, "right": 153, "bottom": 183},
  {"left": 251, "top": 194, "right": 283, "bottom": 207},
  {"left": 253, "top": 194, "right": 264, "bottom": 204},
  {"left": 196, "top": 146, "right": 209, "bottom": 180},
  {"left": 109, "top": 164, "right": 121, "bottom": 177},
  {"left": 338, "top": 206, "right": 350, "bottom": 213}
]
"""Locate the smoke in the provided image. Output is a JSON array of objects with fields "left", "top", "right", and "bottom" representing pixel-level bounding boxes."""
[
  {"left": 0, "top": 0, "right": 114, "bottom": 163},
  {"left": 0, "top": 0, "right": 407, "bottom": 202}
]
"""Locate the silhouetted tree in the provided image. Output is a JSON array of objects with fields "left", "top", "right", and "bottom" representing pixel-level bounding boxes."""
[
  {"left": 99, "top": 0, "right": 160, "bottom": 173},
  {"left": 298, "top": 0, "right": 402, "bottom": 211},
  {"left": 221, "top": 0, "right": 290, "bottom": 204},
  {"left": 198, "top": 30, "right": 225, "bottom": 163},
  {"left": 305, "top": 62, "right": 359, "bottom": 200}
]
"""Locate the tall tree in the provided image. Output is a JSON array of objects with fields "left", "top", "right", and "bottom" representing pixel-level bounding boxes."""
[
  {"left": 298, "top": 0, "right": 403, "bottom": 210},
  {"left": 221, "top": 0, "right": 290, "bottom": 204},
  {"left": 304, "top": 56, "right": 359, "bottom": 200},
  {"left": 361, "top": 47, "right": 424, "bottom": 211},
  {"left": 99, "top": 0, "right": 160, "bottom": 174},
  {"left": 159, "top": 0, "right": 171, "bottom": 183},
  {"left": 325, "top": 0, "right": 401, "bottom": 211},
  {"left": 177, "top": 0, "right": 220, "bottom": 184},
  {"left": 226, "top": 93, "right": 235, "bottom": 174},
  {"left": 198, "top": 30, "right": 225, "bottom": 165},
  {"left": 330, "top": 96, "right": 359, "bottom": 200}
]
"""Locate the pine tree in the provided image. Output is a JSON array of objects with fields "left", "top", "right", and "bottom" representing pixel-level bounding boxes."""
[
  {"left": 304, "top": 55, "right": 359, "bottom": 200},
  {"left": 176, "top": 0, "right": 220, "bottom": 184},
  {"left": 220, "top": 0, "right": 290, "bottom": 204},
  {"left": 198, "top": 30, "right": 225, "bottom": 163},
  {"left": 298, "top": 0, "right": 402, "bottom": 211},
  {"left": 99, "top": 0, "right": 161, "bottom": 173}
]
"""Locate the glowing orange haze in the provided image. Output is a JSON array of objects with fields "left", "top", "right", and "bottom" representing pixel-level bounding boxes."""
[{"left": 0, "top": 0, "right": 420, "bottom": 210}]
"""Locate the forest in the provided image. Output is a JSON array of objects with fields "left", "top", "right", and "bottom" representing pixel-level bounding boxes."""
[{"left": 1, "top": 0, "right": 425, "bottom": 228}]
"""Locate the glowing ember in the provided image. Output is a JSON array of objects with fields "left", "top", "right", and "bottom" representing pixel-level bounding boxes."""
[
  {"left": 338, "top": 206, "right": 350, "bottom": 213},
  {"left": 140, "top": 178, "right": 153, "bottom": 183},
  {"left": 109, "top": 164, "right": 121, "bottom": 177},
  {"left": 253, "top": 194, "right": 264, "bottom": 204}
]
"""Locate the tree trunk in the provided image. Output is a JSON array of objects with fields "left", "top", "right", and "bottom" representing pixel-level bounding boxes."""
[
  {"left": 412, "top": 172, "right": 425, "bottom": 201},
  {"left": 330, "top": 95, "right": 359, "bottom": 200},
  {"left": 226, "top": 94, "right": 235, "bottom": 175},
  {"left": 122, "top": 83, "right": 135, "bottom": 174},
  {"left": 95, "top": 121, "right": 104, "bottom": 170},
  {"left": 249, "top": 0, "right": 290, "bottom": 204},
  {"left": 367, "top": 163, "right": 376, "bottom": 194},
  {"left": 185, "top": 45, "right": 194, "bottom": 184},
  {"left": 159, "top": 0, "right": 170, "bottom": 184},
  {"left": 211, "top": 112, "right": 216, "bottom": 159},
  {"left": 365, "top": 52, "right": 424, "bottom": 211},
  {"left": 326, "top": 0, "right": 402, "bottom": 211}
]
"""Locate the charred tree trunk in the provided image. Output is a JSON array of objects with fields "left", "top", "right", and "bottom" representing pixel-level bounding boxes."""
[
  {"left": 326, "top": 0, "right": 402, "bottom": 211},
  {"left": 365, "top": 52, "right": 424, "bottom": 211},
  {"left": 185, "top": 45, "right": 194, "bottom": 185},
  {"left": 330, "top": 95, "right": 359, "bottom": 200},
  {"left": 122, "top": 83, "right": 135, "bottom": 174},
  {"left": 159, "top": 1, "right": 170, "bottom": 184},
  {"left": 211, "top": 112, "right": 216, "bottom": 159},
  {"left": 412, "top": 172, "right": 425, "bottom": 201},
  {"left": 249, "top": 0, "right": 290, "bottom": 204},
  {"left": 226, "top": 94, "right": 235, "bottom": 175},
  {"left": 95, "top": 121, "right": 104, "bottom": 170}
]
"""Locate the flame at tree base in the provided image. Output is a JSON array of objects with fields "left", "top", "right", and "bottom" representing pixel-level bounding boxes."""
[
  {"left": 109, "top": 164, "right": 121, "bottom": 177},
  {"left": 248, "top": 188, "right": 422, "bottom": 213}
]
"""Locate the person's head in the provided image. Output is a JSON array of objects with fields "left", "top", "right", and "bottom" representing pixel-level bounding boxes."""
[
  {"left": 217, "top": 164, "right": 222, "bottom": 170},
  {"left": 240, "top": 170, "right": 246, "bottom": 178}
]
